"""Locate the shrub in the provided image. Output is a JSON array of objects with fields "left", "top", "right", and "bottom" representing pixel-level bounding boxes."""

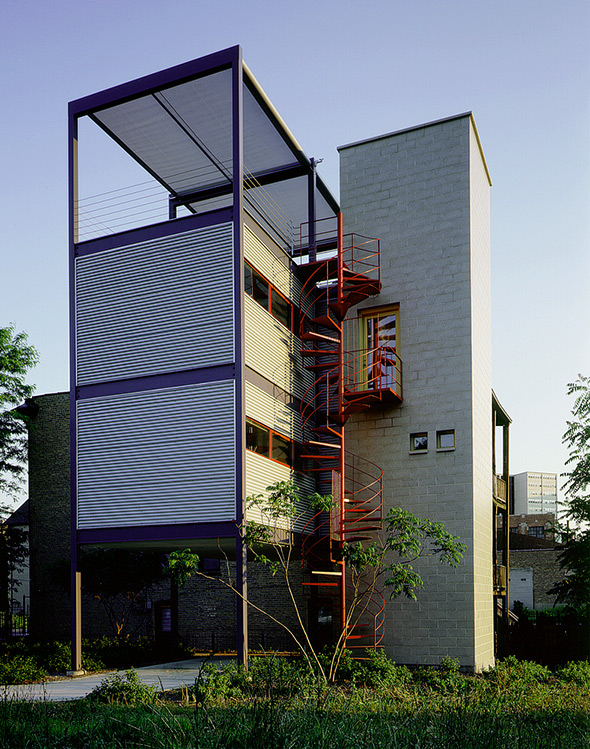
[
  {"left": 356, "top": 649, "right": 412, "bottom": 688},
  {"left": 0, "top": 654, "right": 46, "bottom": 684},
  {"left": 248, "top": 655, "right": 302, "bottom": 697},
  {"left": 483, "top": 655, "right": 551, "bottom": 686},
  {"left": 193, "top": 661, "right": 251, "bottom": 705},
  {"left": 87, "top": 669, "right": 158, "bottom": 705},
  {"left": 557, "top": 660, "right": 590, "bottom": 687}
]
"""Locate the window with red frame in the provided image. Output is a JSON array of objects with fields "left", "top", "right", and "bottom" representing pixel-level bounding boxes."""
[
  {"left": 245, "top": 262, "right": 293, "bottom": 331},
  {"left": 246, "top": 418, "right": 294, "bottom": 468}
]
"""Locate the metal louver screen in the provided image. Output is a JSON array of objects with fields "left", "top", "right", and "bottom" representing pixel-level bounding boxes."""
[
  {"left": 76, "top": 380, "right": 236, "bottom": 528},
  {"left": 76, "top": 222, "right": 234, "bottom": 385}
]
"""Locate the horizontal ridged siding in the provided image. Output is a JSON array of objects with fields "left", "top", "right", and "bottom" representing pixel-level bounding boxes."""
[
  {"left": 245, "top": 381, "right": 301, "bottom": 439},
  {"left": 244, "top": 296, "right": 313, "bottom": 399},
  {"left": 76, "top": 223, "right": 234, "bottom": 385},
  {"left": 77, "top": 381, "right": 236, "bottom": 528},
  {"left": 245, "top": 451, "right": 315, "bottom": 532},
  {"left": 244, "top": 225, "right": 302, "bottom": 304}
]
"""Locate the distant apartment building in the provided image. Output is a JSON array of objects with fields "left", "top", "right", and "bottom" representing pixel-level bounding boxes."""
[{"left": 510, "top": 472, "right": 558, "bottom": 516}]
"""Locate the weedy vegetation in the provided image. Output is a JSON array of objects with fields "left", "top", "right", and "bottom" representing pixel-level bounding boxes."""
[{"left": 0, "top": 653, "right": 588, "bottom": 748}]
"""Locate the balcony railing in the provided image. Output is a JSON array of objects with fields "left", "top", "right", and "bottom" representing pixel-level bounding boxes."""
[
  {"left": 493, "top": 475, "right": 507, "bottom": 504},
  {"left": 494, "top": 564, "right": 507, "bottom": 595}
]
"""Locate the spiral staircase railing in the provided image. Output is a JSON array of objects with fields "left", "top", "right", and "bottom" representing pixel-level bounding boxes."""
[{"left": 297, "top": 214, "right": 395, "bottom": 651}]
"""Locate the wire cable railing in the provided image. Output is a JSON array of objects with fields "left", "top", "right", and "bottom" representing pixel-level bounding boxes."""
[{"left": 75, "top": 159, "right": 296, "bottom": 245}]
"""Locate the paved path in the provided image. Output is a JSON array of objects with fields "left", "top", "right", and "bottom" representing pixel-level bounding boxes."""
[{"left": 4, "top": 657, "right": 233, "bottom": 702}]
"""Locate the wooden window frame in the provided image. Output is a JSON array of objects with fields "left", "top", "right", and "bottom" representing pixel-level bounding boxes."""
[
  {"left": 246, "top": 417, "right": 295, "bottom": 468},
  {"left": 244, "top": 260, "right": 294, "bottom": 332}
]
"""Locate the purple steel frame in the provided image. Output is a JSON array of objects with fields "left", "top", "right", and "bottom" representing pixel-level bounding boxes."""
[
  {"left": 68, "top": 45, "right": 336, "bottom": 671},
  {"left": 68, "top": 46, "right": 249, "bottom": 670}
]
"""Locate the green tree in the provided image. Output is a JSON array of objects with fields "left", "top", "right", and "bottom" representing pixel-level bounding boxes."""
[
  {"left": 550, "top": 375, "right": 590, "bottom": 613},
  {"left": 166, "top": 481, "right": 465, "bottom": 682},
  {"left": 0, "top": 324, "right": 39, "bottom": 498},
  {"left": 0, "top": 325, "right": 37, "bottom": 634}
]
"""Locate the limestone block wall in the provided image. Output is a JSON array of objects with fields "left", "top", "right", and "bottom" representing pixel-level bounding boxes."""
[{"left": 339, "top": 114, "right": 493, "bottom": 669}]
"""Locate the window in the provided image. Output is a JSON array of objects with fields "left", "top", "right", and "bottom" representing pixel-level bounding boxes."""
[
  {"left": 360, "top": 305, "right": 399, "bottom": 390},
  {"left": 201, "top": 558, "right": 221, "bottom": 574},
  {"left": 436, "top": 429, "right": 455, "bottom": 451},
  {"left": 246, "top": 418, "right": 294, "bottom": 468},
  {"left": 245, "top": 261, "right": 293, "bottom": 331},
  {"left": 410, "top": 432, "right": 428, "bottom": 453},
  {"left": 528, "top": 526, "right": 544, "bottom": 538}
]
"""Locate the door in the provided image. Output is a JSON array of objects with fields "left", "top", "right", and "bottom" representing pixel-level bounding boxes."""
[{"left": 361, "top": 307, "right": 398, "bottom": 390}]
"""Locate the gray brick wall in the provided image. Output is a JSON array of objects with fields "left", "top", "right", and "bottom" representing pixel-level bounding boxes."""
[
  {"left": 28, "top": 392, "right": 72, "bottom": 640},
  {"left": 339, "top": 115, "right": 493, "bottom": 669}
]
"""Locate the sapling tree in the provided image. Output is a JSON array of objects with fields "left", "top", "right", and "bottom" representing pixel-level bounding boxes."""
[
  {"left": 0, "top": 324, "right": 38, "bottom": 498},
  {"left": 0, "top": 324, "right": 37, "bottom": 633},
  {"left": 549, "top": 375, "right": 590, "bottom": 614},
  {"left": 166, "top": 480, "right": 465, "bottom": 682}
]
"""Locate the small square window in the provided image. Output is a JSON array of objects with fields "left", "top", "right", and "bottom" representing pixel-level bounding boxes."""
[
  {"left": 436, "top": 430, "right": 455, "bottom": 451},
  {"left": 410, "top": 432, "right": 428, "bottom": 452}
]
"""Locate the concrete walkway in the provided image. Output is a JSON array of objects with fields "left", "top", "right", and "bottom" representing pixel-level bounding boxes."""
[{"left": 4, "top": 657, "right": 233, "bottom": 702}]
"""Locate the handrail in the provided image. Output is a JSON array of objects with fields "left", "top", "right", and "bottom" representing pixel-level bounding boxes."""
[{"left": 343, "top": 346, "right": 402, "bottom": 398}]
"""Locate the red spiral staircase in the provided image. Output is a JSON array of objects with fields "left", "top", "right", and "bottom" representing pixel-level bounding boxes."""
[{"left": 295, "top": 214, "right": 402, "bottom": 651}]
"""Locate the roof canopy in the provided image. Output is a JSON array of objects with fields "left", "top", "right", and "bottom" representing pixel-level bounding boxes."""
[{"left": 70, "top": 46, "right": 338, "bottom": 246}]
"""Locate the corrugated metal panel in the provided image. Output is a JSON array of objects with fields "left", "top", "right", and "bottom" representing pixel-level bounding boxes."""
[
  {"left": 76, "top": 381, "right": 236, "bottom": 528},
  {"left": 76, "top": 223, "right": 234, "bottom": 385},
  {"left": 245, "top": 450, "right": 315, "bottom": 532},
  {"left": 245, "top": 381, "right": 299, "bottom": 438},
  {"left": 244, "top": 226, "right": 302, "bottom": 303},
  {"left": 244, "top": 296, "right": 312, "bottom": 399}
]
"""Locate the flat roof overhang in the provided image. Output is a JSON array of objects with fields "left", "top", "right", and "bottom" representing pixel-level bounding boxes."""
[{"left": 69, "top": 45, "right": 338, "bottom": 236}]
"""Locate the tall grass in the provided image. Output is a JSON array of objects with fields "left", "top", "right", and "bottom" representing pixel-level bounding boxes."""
[{"left": 1, "top": 655, "right": 588, "bottom": 748}]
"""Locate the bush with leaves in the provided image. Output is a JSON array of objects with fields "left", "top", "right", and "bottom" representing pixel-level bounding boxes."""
[
  {"left": 0, "top": 654, "right": 46, "bottom": 684},
  {"left": 193, "top": 661, "right": 251, "bottom": 705},
  {"left": 87, "top": 669, "right": 158, "bottom": 705},
  {"left": 557, "top": 659, "right": 590, "bottom": 687},
  {"left": 483, "top": 655, "right": 551, "bottom": 688},
  {"left": 355, "top": 648, "right": 412, "bottom": 688}
]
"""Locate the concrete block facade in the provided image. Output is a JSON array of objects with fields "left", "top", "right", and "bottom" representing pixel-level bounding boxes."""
[{"left": 339, "top": 114, "right": 493, "bottom": 669}]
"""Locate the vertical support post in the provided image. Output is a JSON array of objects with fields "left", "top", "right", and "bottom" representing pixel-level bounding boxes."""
[
  {"left": 308, "top": 158, "right": 317, "bottom": 261},
  {"left": 68, "top": 106, "right": 83, "bottom": 675},
  {"left": 336, "top": 211, "right": 346, "bottom": 640},
  {"left": 70, "top": 570, "right": 82, "bottom": 673},
  {"left": 502, "top": 423, "right": 510, "bottom": 631},
  {"left": 232, "top": 47, "right": 248, "bottom": 669}
]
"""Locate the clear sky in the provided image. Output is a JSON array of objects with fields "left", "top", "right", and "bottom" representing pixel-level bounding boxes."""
[{"left": 1, "top": 0, "right": 589, "bottom": 509}]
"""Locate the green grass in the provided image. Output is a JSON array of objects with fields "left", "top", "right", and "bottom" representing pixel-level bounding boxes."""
[{"left": 1, "top": 655, "right": 589, "bottom": 747}]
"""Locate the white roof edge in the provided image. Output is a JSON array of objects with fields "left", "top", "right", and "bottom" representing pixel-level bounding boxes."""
[
  {"left": 337, "top": 111, "right": 492, "bottom": 187},
  {"left": 337, "top": 112, "right": 473, "bottom": 152}
]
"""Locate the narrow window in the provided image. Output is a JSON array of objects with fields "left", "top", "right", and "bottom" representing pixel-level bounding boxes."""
[
  {"left": 246, "top": 418, "right": 295, "bottom": 468},
  {"left": 245, "top": 261, "right": 294, "bottom": 331},
  {"left": 271, "top": 287, "right": 291, "bottom": 329},
  {"left": 272, "top": 432, "right": 293, "bottom": 467},
  {"left": 252, "top": 268, "right": 269, "bottom": 308},
  {"left": 360, "top": 305, "right": 399, "bottom": 390},
  {"left": 246, "top": 419, "right": 270, "bottom": 458}
]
